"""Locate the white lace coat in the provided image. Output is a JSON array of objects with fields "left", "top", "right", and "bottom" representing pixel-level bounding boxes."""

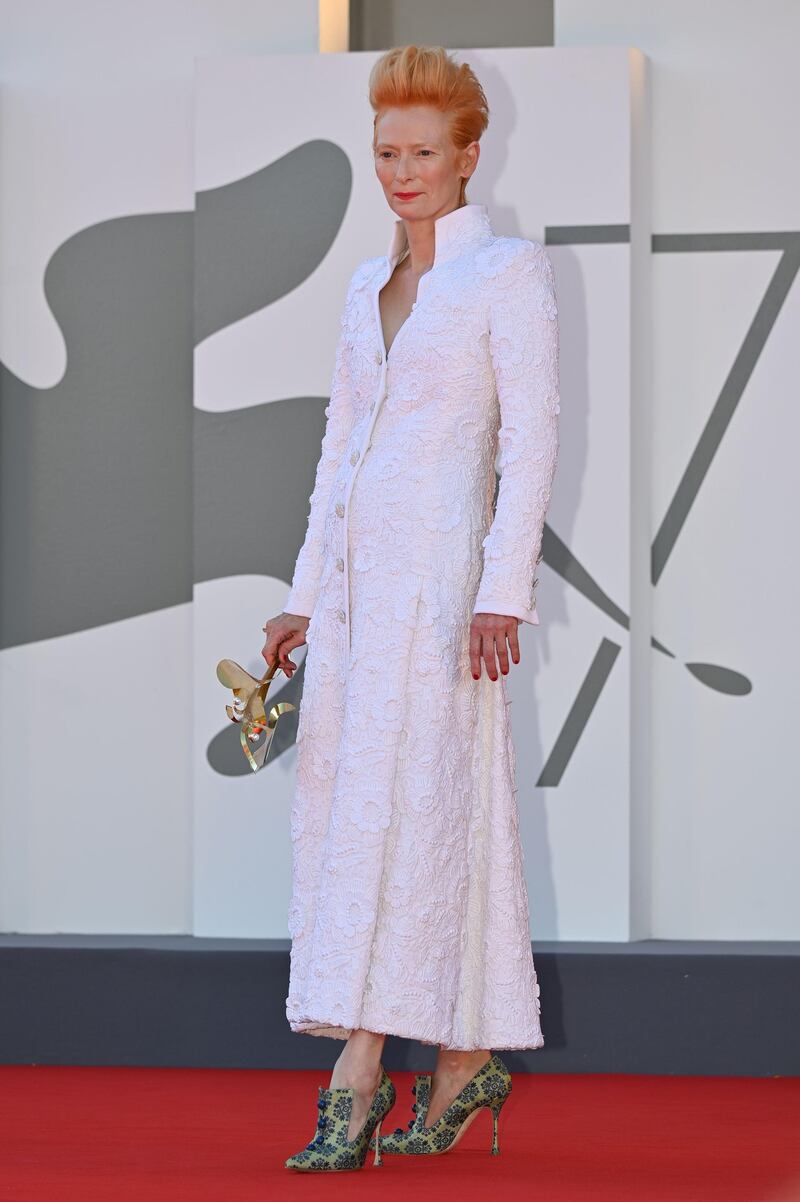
[{"left": 283, "top": 203, "right": 559, "bottom": 1050}]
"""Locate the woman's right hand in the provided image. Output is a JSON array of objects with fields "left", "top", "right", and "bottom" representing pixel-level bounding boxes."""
[{"left": 261, "top": 612, "right": 310, "bottom": 680}]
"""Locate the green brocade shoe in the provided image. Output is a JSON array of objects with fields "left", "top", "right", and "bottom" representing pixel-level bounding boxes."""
[
  {"left": 285, "top": 1065, "right": 396, "bottom": 1172},
  {"left": 369, "top": 1052, "right": 512, "bottom": 1156}
]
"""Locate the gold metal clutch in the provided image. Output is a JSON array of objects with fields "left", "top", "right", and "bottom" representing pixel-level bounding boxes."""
[{"left": 216, "top": 654, "right": 296, "bottom": 773}]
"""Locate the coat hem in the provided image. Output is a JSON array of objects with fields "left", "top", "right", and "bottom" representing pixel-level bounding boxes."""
[{"left": 286, "top": 1012, "right": 545, "bottom": 1053}]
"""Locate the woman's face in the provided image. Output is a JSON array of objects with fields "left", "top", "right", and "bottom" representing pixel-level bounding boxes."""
[{"left": 373, "top": 105, "right": 478, "bottom": 221}]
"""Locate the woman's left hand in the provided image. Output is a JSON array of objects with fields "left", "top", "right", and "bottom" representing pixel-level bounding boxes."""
[{"left": 469, "top": 613, "right": 521, "bottom": 681}]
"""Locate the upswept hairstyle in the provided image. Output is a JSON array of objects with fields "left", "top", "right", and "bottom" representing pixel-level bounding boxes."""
[{"left": 368, "top": 45, "right": 490, "bottom": 206}]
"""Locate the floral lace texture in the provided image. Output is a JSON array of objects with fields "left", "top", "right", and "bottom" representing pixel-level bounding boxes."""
[{"left": 283, "top": 204, "right": 558, "bottom": 1050}]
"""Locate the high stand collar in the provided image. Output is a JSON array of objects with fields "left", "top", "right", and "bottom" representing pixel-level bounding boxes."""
[{"left": 385, "top": 202, "right": 492, "bottom": 268}]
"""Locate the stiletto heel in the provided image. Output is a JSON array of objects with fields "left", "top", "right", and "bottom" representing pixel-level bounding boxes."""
[
  {"left": 369, "top": 1052, "right": 513, "bottom": 1157},
  {"left": 489, "top": 1093, "right": 509, "bottom": 1154},
  {"left": 285, "top": 1065, "right": 396, "bottom": 1172}
]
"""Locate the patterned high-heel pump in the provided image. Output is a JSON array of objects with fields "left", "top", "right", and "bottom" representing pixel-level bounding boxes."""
[
  {"left": 368, "top": 1052, "right": 512, "bottom": 1156},
  {"left": 285, "top": 1065, "right": 396, "bottom": 1172}
]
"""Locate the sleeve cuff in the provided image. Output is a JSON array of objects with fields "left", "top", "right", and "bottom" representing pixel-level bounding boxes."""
[
  {"left": 473, "top": 599, "right": 540, "bottom": 626},
  {"left": 283, "top": 587, "right": 316, "bottom": 620}
]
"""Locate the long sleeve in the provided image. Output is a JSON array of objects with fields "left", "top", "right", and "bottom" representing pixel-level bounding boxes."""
[
  {"left": 283, "top": 275, "right": 358, "bottom": 619},
  {"left": 473, "top": 239, "right": 560, "bottom": 626}
]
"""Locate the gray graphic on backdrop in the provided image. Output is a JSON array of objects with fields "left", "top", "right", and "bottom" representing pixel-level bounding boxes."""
[
  {"left": 535, "top": 228, "right": 799, "bottom": 785},
  {"left": 0, "top": 140, "right": 350, "bottom": 650},
  {"left": 650, "top": 232, "right": 800, "bottom": 582}
]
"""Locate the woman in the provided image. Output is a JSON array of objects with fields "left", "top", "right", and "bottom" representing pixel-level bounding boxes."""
[{"left": 262, "top": 45, "right": 560, "bottom": 1172}]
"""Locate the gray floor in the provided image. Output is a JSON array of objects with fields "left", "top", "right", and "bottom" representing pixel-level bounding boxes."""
[{"left": 2, "top": 936, "right": 797, "bottom": 1074}]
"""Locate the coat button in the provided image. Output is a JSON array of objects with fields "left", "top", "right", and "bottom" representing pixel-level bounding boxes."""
[
  {"left": 374, "top": 349, "right": 382, "bottom": 365},
  {"left": 336, "top": 607, "right": 346, "bottom": 623},
  {"left": 335, "top": 502, "right": 344, "bottom": 517},
  {"left": 369, "top": 400, "right": 376, "bottom": 412},
  {"left": 336, "top": 557, "right": 344, "bottom": 571},
  {"left": 349, "top": 449, "right": 359, "bottom": 465}
]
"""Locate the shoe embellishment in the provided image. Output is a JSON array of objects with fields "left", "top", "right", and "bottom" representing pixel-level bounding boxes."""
[{"left": 285, "top": 1067, "right": 396, "bottom": 1172}]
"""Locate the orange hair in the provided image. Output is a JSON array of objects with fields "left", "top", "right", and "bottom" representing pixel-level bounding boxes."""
[{"left": 368, "top": 45, "right": 490, "bottom": 206}]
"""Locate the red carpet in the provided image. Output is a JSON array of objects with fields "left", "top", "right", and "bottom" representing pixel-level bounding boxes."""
[{"left": 1, "top": 1067, "right": 798, "bottom": 1202}]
